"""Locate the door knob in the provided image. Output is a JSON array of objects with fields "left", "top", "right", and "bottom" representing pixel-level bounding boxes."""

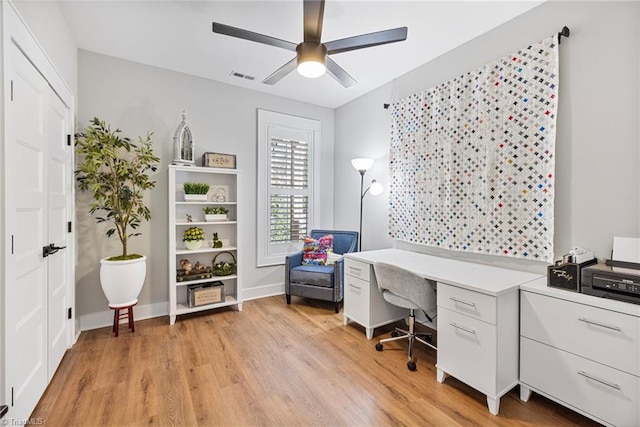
[{"left": 43, "top": 243, "right": 67, "bottom": 258}]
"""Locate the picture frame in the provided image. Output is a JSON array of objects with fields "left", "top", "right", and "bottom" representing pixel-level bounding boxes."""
[
  {"left": 202, "top": 152, "right": 236, "bottom": 169},
  {"left": 211, "top": 185, "right": 229, "bottom": 203}
]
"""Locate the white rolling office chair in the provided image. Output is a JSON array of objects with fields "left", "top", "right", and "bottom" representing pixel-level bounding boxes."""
[{"left": 373, "top": 262, "right": 437, "bottom": 371}]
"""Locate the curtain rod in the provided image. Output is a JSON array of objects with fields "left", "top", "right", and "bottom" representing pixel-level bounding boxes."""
[
  {"left": 383, "top": 27, "right": 571, "bottom": 109},
  {"left": 558, "top": 26, "right": 570, "bottom": 44}
]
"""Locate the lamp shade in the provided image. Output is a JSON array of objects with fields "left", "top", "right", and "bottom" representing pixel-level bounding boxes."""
[
  {"left": 351, "top": 158, "right": 374, "bottom": 172},
  {"left": 370, "top": 180, "right": 384, "bottom": 196}
]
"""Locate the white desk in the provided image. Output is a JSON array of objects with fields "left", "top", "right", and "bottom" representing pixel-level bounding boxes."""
[{"left": 344, "top": 249, "right": 544, "bottom": 415}]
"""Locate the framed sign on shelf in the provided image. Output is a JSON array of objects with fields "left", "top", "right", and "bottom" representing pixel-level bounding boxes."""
[{"left": 203, "top": 152, "right": 236, "bottom": 169}]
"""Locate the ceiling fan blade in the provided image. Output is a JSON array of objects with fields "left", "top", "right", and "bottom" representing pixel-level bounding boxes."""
[
  {"left": 212, "top": 22, "right": 297, "bottom": 52},
  {"left": 325, "top": 27, "right": 408, "bottom": 55},
  {"left": 303, "top": 0, "right": 325, "bottom": 43},
  {"left": 262, "top": 57, "right": 298, "bottom": 85},
  {"left": 325, "top": 57, "right": 356, "bottom": 88}
]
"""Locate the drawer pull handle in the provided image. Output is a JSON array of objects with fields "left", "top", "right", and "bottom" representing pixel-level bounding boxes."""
[
  {"left": 450, "top": 323, "right": 476, "bottom": 335},
  {"left": 577, "top": 371, "right": 621, "bottom": 391},
  {"left": 578, "top": 318, "right": 622, "bottom": 332},
  {"left": 348, "top": 266, "right": 362, "bottom": 273},
  {"left": 348, "top": 284, "right": 361, "bottom": 290},
  {"left": 449, "top": 297, "right": 476, "bottom": 307}
]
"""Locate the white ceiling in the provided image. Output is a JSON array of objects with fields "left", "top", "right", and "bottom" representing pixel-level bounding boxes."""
[{"left": 57, "top": 0, "right": 544, "bottom": 109}]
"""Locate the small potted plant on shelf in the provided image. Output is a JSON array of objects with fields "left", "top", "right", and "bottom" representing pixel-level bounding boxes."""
[
  {"left": 75, "top": 117, "right": 159, "bottom": 307},
  {"left": 183, "top": 226, "right": 205, "bottom": 250},
  {"left": 183, "top": 182, "right": 210, "bottom": 201},
  {"left": 203, "top": 206, "right": 229, "bottom": 222}
]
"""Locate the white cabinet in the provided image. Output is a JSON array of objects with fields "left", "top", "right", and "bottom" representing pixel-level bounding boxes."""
[
  {"left": 343, "top": 258, "right": 407, "bottom": 339},
  {"left": 520, "top": 284, "right": 640, "bottom": 427},
  {"left": 344, "top": 248, "right": 541, "bottom": 415},
  {"left": 436, "top": 283, "right": 519, "bottom": 416},
  {"left": 168, "top": 165, "right": 242, "bottom": 325}
]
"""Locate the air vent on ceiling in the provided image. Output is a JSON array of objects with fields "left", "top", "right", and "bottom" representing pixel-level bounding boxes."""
[{"left": 230, "top": 71, "right": 256, "bottom": 81}]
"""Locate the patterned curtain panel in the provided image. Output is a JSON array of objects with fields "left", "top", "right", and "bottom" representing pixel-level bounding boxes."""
[{"left": 389, "top": 35, "right": 559, "bottom": 262}]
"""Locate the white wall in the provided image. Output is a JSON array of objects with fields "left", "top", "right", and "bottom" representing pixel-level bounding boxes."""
[
  {"left": 335, "top": 1, "right": 640, "bottom": 271},
  {"left": 76, "top": 50, "right": 335, "bottom": 319},
  {"left": 11, "top": 1, "right": 77, "bottom": 98}
]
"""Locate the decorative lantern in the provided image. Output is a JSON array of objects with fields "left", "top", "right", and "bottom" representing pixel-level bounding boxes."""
[{"left": 172, "top": 110, "right": 195, "bottom": 166}]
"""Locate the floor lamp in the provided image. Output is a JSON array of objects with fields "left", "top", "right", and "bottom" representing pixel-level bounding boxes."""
[{"left": 351, "top": 158, "right": 384, "bottom": 252}]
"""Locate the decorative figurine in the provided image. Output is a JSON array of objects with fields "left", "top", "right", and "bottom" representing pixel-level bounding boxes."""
[
  {"left": 213, "top": 187, "right": 227, "bottom": 202},
  {"left": 186, "top": 214, "right": 193, "bottom": 223},
  {"left": 172, "top": 110, "right": 195, "bottom": 166},
  {"left": 212, "top": 232, "right": 223, "bottom": 248},
  {"left": 180, "top": 259, "right": 192, "bottom": 274},
  {"left": 193, "top": 261, "right": 207, "bottom": 271}
]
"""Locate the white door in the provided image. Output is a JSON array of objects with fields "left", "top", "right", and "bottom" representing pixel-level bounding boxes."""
[
  {"left": 46, "top": 90, "right": 71, "bottom": 380},
  {"left": 5, "top": 41, "right": 49, "bottom": 420},
  {"left": 5, "top": 40, "right": 72, "bottom": 420}
]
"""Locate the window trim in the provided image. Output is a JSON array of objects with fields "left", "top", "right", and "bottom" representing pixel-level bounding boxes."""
[{"left": 257, "top": 109, "right": 321, "bottom": 267}]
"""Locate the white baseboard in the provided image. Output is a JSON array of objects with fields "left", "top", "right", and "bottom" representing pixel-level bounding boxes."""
[
  {"left": 78, "top": 284, "right": 285, "bottom": 331},
  {"left": 242, "top": 282, "right": 284, "bottom": 301},
  {"left": 79, "top": 302, "right": 168, "bottom": 331}
]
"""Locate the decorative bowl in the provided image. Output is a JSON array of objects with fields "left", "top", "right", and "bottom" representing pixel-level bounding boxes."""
[{"left": 184, "top": 240, "right": 203, "bottom": 250}]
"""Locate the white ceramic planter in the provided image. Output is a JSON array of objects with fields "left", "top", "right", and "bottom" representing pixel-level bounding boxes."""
[
  {"left": 100, "top": 256, "right": 147, "bottom": 307},
  {"left": 205, "top": 214, "right": 228, "bottom": 222},
  {"left": 184, "top": 194, "right": 207, "bottom": 202},
  {"left": 184, "top": 240, "right": 203, "bottom": 250}
]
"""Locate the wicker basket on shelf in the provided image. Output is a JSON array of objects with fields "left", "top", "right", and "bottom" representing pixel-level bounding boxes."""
[{"left": 212, "top": 251, "right": 237, "bottom": 276}]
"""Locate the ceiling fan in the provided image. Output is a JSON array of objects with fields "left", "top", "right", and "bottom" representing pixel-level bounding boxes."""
[{"left": 212, "top": 0, "right": 408, "bottom": 87}]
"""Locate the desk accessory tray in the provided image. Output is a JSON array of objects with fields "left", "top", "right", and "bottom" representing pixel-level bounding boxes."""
[{"left": 548, "top": 258, "right": 597, "bottom": 292}]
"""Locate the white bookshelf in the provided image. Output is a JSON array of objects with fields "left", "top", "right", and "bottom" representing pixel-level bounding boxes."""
[{"left": 168, "top": 165, "right": 242, "bottom": 325}]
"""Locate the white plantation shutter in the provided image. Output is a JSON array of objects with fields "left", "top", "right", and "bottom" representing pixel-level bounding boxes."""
[
  {"left": 270, "top": 137, "right": 309, "bottom": 244},
  {"left": 257, "top": 110, "right": 321, "bottom": 266}
]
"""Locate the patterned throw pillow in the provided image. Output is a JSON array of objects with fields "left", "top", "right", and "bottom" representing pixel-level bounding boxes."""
[
  {"left": 325, "top": 250, "right": 343, "bottom": 265},
  {"left": 302, "top": 234, "right": 333, "bottom": 266}
]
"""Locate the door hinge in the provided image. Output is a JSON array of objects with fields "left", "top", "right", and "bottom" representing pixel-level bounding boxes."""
[
  {"left": 68, "top": 307, "right": 72, "bottom": 320},
  {"left": 68, "top": 221, "right": 72, "bottom": 233},
  {"left": 67, "top": 134, "right": 71, "bottom": 146},
  {"left": 10, "top": 80, "right": 13, "bottom": 101}
]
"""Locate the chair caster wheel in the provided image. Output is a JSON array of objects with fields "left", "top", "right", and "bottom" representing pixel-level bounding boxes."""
[
  {"left": 407, "top": 361, "right": 417, "bottom": 371},
  {"left": 391, "top": 331, "right": 399, "bottom": 338},
  {"left": 375, "top": 343, "right": 383, "bottom": 351}
]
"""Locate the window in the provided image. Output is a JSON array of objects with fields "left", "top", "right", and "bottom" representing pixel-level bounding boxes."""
[{"left": 257, "top": 110, "right": 321, "bottom": 266}]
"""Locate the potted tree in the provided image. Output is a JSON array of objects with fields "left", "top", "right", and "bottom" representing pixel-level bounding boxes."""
[{"left": 75, "top": 117, "right": 159, "bottom": 307}]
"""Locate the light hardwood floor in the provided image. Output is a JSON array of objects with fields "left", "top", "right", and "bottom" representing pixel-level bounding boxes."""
[{"left": 32, "top": 296, "right": 599, "bottom": 426}]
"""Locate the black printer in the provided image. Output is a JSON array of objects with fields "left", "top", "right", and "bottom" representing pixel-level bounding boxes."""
[{"left": 581, "top": 261, "right": 640, "bottom": 305}]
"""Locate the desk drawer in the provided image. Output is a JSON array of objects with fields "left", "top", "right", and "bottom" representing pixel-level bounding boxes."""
[
  {"left": 437, "top": 307, "right": 497, "bottom": 394},
  {"left": 438, "top": 282, "right": 497, "bottom": 325},
  {"left": 345, "top": 259, "right": 370, "bottom": 281},
  {"left": 521, "top": 291, "right": 640, "bottom": 376},
  {"left": 521, "top": 337, "right": 640, "bottom": 427},
  {"left": 344, "top": 274, "right": 370, "bottom": 325}
]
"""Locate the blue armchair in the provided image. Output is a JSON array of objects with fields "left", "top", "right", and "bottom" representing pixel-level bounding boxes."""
[{"left": 285, "top": 229, "right": 359, "bottom": 313}]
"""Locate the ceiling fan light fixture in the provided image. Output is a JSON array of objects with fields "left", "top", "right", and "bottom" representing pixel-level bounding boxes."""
[
  {"left": 211, "top": 0, "right": 408, "bottom": 87},
  {"left": 297, "top": 60, "right": 326, "bottom": 78},
  {"left": 296, "top": 42, "right": 327, "bottom": 78}
]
